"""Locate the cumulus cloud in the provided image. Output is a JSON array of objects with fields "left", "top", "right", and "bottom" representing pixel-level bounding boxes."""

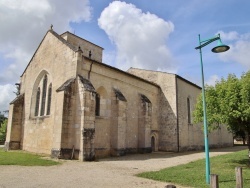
[
  {"left": 206, "top": 75, "right": 219, "bottom": 86},
  {"left": 218, "top": 31, "right": 250, "bottom": 69},
  {"left": 218, "top": 31, "right": 239, "bottom": 41},
  {"left": 98, "top": 1, "right": 176, "bottom": 72},
  {"left": 0, "top": 0, "right": 92, "bottom": 113},
  {"left": 0, "top": 84, "right": 16, "bottom": 113},
  {"left": 0, "top": 0, "right": 92, "bottom": 84}
]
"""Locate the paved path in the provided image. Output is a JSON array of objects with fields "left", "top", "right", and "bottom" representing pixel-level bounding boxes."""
[{"left": 0, "top": 146, "right": 247, "bottom": 188}]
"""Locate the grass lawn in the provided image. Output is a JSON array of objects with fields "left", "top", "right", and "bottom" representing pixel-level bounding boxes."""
[
  {"left": 0, "top": 148, "right": 60, "bottom": 166},
  {"left": 137, "top": 149, "right": 250, "bottom": 188}
]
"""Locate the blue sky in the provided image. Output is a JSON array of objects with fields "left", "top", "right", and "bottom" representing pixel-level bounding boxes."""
[{"left": 0, "top": 0, "right": 250, "bottom": 113}]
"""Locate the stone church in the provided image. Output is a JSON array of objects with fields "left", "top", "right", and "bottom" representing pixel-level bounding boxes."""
[{"left": 5, "top": 27, "right": 233, "bottom": 161}]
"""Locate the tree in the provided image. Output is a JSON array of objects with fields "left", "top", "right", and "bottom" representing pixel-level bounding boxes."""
[
  {"left": 193, "top": 71, "right": 250, "bottom": 150},
  {"left": 0, "top": 119, "right": 7, "bottom": 143},
  {"left": 0, "top": 111, "right": 6, "bottom": 125}
]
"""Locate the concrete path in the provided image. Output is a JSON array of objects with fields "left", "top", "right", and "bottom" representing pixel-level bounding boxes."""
[{"left": 0, "top": 146, "right": 247, "bottom": 188}]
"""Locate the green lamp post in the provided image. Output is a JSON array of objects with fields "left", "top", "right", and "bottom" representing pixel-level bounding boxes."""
[{"left": 195, "top": 34, "right": 230, "bottom": 184}]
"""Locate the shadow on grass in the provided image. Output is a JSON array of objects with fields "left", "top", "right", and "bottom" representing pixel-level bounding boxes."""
[
  {"left": 230, "top": 159, "right": 250, "bottom": 168},
  {"left": 100, "top": 146, "right": 247, "bottom": 162},
  {"left": 219, "top": 179, "right": 235, "bottom": 183},
  {"left": 220, "top": 178, "right": 250, "bottom": 183}
]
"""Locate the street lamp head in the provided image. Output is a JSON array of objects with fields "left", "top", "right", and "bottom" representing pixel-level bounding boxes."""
[{"left": 211, "top": 39, "right": 230, "bottom": 53}]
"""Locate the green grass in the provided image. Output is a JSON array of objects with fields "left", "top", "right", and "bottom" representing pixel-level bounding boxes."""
[
  {"left": 0, "top": 148, "right": 60, "bottom": 166},
  {"left": 137, "top": 149, "right": 250, "bottom": 188}
]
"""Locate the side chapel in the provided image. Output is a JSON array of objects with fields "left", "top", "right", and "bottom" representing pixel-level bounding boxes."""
[{"left": 5, "top": 27, "right": 233, "bottom": 161}]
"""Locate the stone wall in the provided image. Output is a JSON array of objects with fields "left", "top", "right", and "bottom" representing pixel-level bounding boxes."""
[
  {"left": 127, "top": 68, "right": 178, "bottom": 152},
  {"left": 61, "top": 32, "right": 103, "bottom": 62},
  {"left": 5, "top": 94, "right": 24, "bottom": 150},
  {"left": 128, "top": 68, "right": 234, "bottom": 152},
  {"left": 78, "top": 60, "right": 160, "bottom": 158},
  {"left": 15, "top": 30, "right": 78, "bottom": 155},
  {"left": 176, "top": 77, "right": 233, "bottom": 151}
]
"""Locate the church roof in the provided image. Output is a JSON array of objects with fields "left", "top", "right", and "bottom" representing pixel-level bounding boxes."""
[
  {"left": 128, "top": 67, "right": 201, "bottom": 90},
  {"left": 56, "top": 75, "right": 96, "bottom": 93},
  {"left": 56, "top": 78, "right": 75, "bottom": 92},
  {"left": 113, "top": 88, "right": 127, "bottom": 101},
  {"left": 77, "top": 75, "right": 96, "bottom": 92},
  {"left": 10, "top": 93, "right": 24, "bottom": 105}
]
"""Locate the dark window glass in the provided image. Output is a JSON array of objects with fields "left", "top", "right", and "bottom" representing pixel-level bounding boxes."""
[
  {"left": 35, "top": 87, "right": 40, "bottom": 116},
  {"left": 187, "top": 98, "right": 191, "bottom": 124},
  {"left": 40, "top": 75, "right": 47, "bottom": 116},
  {"left": 95, "top": 93, "right": 100, "bottom": 116},
  {"left": 46, "top": 84, "right": 52, "bottom": 115}
]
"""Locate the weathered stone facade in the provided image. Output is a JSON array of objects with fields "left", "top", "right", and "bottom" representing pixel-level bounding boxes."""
[{"left": 5, "top": 29, "right": 233, "bottom": 161}]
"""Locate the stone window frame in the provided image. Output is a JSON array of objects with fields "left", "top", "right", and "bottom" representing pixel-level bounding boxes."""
[
  {"left": 95, "top": 86, "right": 109, "bottom": 118},
  {"left": 31, "top": 70, "right": 52, "bottom": 118}
]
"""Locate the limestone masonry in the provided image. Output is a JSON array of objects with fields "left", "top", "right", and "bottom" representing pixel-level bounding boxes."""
[{"left": 5, "top": 28, "right": 233, "bottom": 161}]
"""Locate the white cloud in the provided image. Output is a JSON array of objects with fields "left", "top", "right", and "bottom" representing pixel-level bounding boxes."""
[
  {"left": 98, "top": 1, "right": 176, "bottom": 72},
  {"left": 0, "top": 0, "right": 92, "bottom": 112},
  {"left": 218, "top": 31, "right": 250, "bottom": 41},
  {"left": 206, "top": 75, "right": 219, "bottom": 86},
  {"left": 0, "top": 84, "right": 16, "bottom": 113},
  {"left": 218, "top": 31, "right": 239, "bottom": 41},
  {"left": 218, "top": 31, "right": 250, "bottom": 69},
  {"left": 0, "top": 0, "right": 92, "bottom": 84}
]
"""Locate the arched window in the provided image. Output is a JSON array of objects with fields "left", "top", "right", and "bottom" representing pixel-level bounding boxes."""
[
  {"left": 32, "top": 71, "right": 52, "bottom": 117},
  {"left": 40, "top": 75, "right": 47, "bottom": 116},
  {"left": 46, "top": 84, "right": 52, "bottom": 115},
  {"left": 35, "top": 87, "right": 40, "bottom": 116},
  {"left": 95, "top": 87, "right": 108, "bottom": 117},
  {"left": 95, "top": 93, "right": 100, "bottom": 116},
  {"left": 187, "top": 97, "right": 191, "bottom": 124}
]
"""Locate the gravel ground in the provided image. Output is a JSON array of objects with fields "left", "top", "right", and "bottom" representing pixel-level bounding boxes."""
[{"left": 0, "top": 146, "right": 247, "bottom": 188}]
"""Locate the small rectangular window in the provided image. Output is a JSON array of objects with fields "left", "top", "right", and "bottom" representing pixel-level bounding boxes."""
[
  {"left": 187, "top": 98, "right": 191, "bottom": 124},
  {"left": 95, "top": 93, "right": 100, "bottom": 116}
]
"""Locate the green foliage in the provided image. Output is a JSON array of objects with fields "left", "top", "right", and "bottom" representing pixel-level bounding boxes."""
[
  {"left": 0, "top": 119, "right": 7, "bottom": 142},
  {"left": 0, "top": 112, "right": 7, "bottom": 125},
  {"left": 137, "top": 149, "right": 250, "bottom": 188},
  {"left": 0, "top": 148, "right": 60, "bottom": 166},
  {"left": 193, "top": 71, "right": 250, "bottom": 143}
]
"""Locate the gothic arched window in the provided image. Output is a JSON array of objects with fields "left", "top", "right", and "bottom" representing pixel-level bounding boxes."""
[{"left": 35, "top": 87, "right": 40, "bottom": 116}]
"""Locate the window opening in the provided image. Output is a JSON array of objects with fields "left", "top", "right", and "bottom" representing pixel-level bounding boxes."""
[
  {"left": 187, "top": 97, "right": 191, "bottom": 124},
  {"left": 40, "top": 75, "right": 47, "bottom": 116},
  {"left": 95, "top": 93, "right": 100, "bottom": 116},
  {"left": 35, "top": 87, "right": 40, "bottom": 116},
  {"left": 46, "top": 84, "right": 52, "bottom": 115}
]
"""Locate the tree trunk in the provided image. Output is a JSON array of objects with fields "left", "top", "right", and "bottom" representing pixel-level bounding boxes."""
[
  {"left": 243, "top": 138, "right": 246, "bottom": 145},
  {"left": 248, "top": 131, "right": 250, "bottom": 150}
]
